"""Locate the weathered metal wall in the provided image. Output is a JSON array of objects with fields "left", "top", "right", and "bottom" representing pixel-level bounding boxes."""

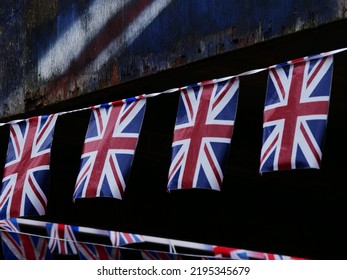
[{"left": 0, "top": 0, "right": 346, "bottom": 118}]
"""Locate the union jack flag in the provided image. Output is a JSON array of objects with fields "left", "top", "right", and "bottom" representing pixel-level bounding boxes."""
[
  {"left": 0, "top": 114, "right": 58, "bottom": 219},
  {"left": 46, "top": 223, "right": 78, "bottom": 255},
  {"left": 0, "top": 218, "right": 20, "bottom": 232},
  {"left": 141, "top": 250, "right": 182, "bottom": 260},
  {"left": 1, "top": 230, "right": 52, "bottom": 260},
  {"left": 212, "top": 246, "right": 305, "bottom": 260},
  {"left": 260, "top": 55, "right": 333, "bottom": 172},
  {"left": 167, "top": 78, "right": 239, "bottom": 191},
  {"left": 77, "top": 242, "right": 122, "bottom": 260},
  {"left": 263, "top": 253, "right": 306, "bottom": 260},
  {"left": 108, "top": 230, "right": 144, "bottom": 247},
  {"left": 213, "top": 246, "right": 263, "bottom": 260},
  {"left": 73, "top": 97, "right": 146, "bottom": 200}
]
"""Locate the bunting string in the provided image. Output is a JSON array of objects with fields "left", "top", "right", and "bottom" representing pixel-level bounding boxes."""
[{"left": 0, "top": 218, "right": 305, "bottom": 260}]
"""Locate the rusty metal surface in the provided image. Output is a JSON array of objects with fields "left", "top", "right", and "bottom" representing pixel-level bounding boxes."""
[{"left": 0, "top": 0, "right": 346, "bottom": 118}]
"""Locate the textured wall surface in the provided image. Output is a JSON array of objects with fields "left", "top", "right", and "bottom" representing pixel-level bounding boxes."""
[{"left": 0, "top": 0, "right": 346, "bottom": 118}]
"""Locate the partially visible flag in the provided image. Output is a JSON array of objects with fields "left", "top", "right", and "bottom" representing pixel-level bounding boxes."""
[
  {"left": 213, "top": 246, "right": 264, "bottom": 260},
  {"left": 108, "top": 230, "right": 144, "bottom": 247},
  {"left": 213, "top": 246, "right": 306, "bottom": 260},
  {"left": 73, "top": 97, "right": 146, "bottom": 200},
  {"left": 263, "top": 253, "right": 306, "bottom": 260},
  {"left": 141, "top": 250, "right": 182, "bottom": 260},
  {"left": 260, "top": 55, "right": 333, "bottom": 172},
  {"left": 167, "top": 78, "right": 239, "bottom": 191},
  {"left": 1, "top": 230, "right": 52, "bottom": 260},
  {"left": 46, "top": 223, "right": 78, "bottom": 255},
  {"left": 77, "top": 242, "right": 122, "bottom": 260},
  {"left": 0, "top": 218, "right": 20, "bottom": 233},
  {"left": 0, "top": 114, "right": 58, "bottom": 219}
]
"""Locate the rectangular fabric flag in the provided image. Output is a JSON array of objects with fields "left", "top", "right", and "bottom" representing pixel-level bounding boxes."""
[
  {"left": 167, "top": 78, "right": 239, "bottom": 191},
  {"left": 260, "top": 55, "right": 333, "bottom": 172},
  {"left": 213, "top": 246, "right": 265, "bottom": 260},
  {"left": 77, "top": 242, "right": 122, "bottom": 260},
  {"left": 0, "top": 218, "right": 19, "bottom": 233},
  {"left": 0, "top": 114, "right": 58, "bottom": 219},
  {"left": 108, "top": 230, "right": 144, "bottom": 247},
  {"left": 73, "top": 97, "right": 146, "bottom": 200},
  {"left": 46, "top": 223, "right": 78, "bottom": 255},
  {"left": 212, "top": 246, "right": 305, "bottom": 260},
  {"left": 1, "top": 219, "right": 52, "bottom": 260}
]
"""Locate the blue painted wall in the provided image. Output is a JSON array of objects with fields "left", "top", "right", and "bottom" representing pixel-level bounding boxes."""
[{"left": 0, "top": 0, "right": 344, "bottom": 118}]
